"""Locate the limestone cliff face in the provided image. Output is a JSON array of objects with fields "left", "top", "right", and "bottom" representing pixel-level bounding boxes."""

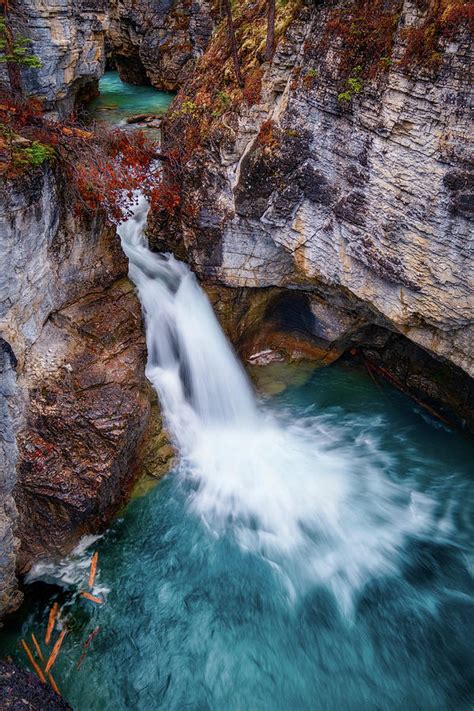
[
  {"left": 8, "top": 0, "right": 108, "bottom": 115},
  {"left": 152, "top": 0, "right": 473, "bottom": 418},
  {"left": 0, "top": 165, "right": 153, "bottom": 608},
  {"left": 107, "top": 0, "right": 214, "bottom": 89},
  {"left": 0, "top": 341, "right": 22, "bottom": 620}
]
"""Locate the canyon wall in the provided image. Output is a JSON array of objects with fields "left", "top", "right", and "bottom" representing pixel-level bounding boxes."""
[
  {"left": 4, "top": 0, "right": 214, "bottom": 110},
  {"left": 0, "top": 165, "right": 154, "bottom": 615},
  {"left": 7, "top": 0, "right": 108, "bottom": 116},
  {"left": 107, "top": 0, "right": 215, "bottom": 90},
  {"left": 152, "top": 0, "right": 473, "bottom": 422}
]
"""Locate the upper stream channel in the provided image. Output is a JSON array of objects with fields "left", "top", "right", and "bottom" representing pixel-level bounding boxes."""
[{"left": 1, "top": 72, "right": 473, "bottom": 711}]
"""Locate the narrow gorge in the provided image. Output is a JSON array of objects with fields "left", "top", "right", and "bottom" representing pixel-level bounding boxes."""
[{"left": 0, "top": 1, "right": 473, "bottom": 709}]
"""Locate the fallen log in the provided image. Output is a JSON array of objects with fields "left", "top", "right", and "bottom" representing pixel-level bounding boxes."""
[
  {"left": 48, "top": 673, "right": 61, "bottom": 695},
  {"left": 80, "top": 592, "right": 104, "bottom": 605},
  {"left": 21, "top": 640, "right": 46, "bottom": 684},
  {"left": 45, "top": 629, "right": 67, "bottom": 674},
  {"left": 45, "top": 602, "right": 59, "bottom": 645},
  {"left": 88, "top": 552, "right": 99, "bottom": 589},
  {"left": 31, "top": 633, "right": 44, "bottom": 662}
]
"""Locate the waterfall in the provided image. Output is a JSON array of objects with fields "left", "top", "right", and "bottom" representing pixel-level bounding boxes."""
[
  {"left": 118, "top": 198, "right": 435, "bottom": 611},
  {"left": 119, "top": 196, "right": 257, "bottom": 437}
]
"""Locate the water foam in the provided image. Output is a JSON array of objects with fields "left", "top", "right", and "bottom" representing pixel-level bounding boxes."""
[{"left": 118, "top": 198, "right": 434, "bottom": 610}]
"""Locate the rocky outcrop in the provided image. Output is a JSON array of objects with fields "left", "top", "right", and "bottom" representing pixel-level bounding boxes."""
[
  {"left": 15, "top": 278, "right": 151, "bottom": 571},
  {"left": 0, "top": 164, "right": 155, "bottom": 606},
  {"left": 107, "top": 0, "right": 214, "bottom": 90},
  {"left": 152, "top": 0, "right": 473, "bottom": 422},
  {"left": 7, "top": 0, "right": 108, "bottom": 116},
  {"left": 0, "top": 659, "right": 72, "bottom": 710},
  {"left": 0, "top": 341, "right": 23, "bottom": 620}
]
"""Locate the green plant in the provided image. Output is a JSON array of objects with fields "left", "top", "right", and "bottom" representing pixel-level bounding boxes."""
[
  {"left": 0, "top": 17, "right": 42, "bottom": 69},
  {"left": 22, "top": 141, "right": 55, "bottom": 166},
  {"left": 338, "top": 67, "right": 364, "bottom": 104},
  {"left": 216, "top": 90, "right": 231, "bottom": 106}
]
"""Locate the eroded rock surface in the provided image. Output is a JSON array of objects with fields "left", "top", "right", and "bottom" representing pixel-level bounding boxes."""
[
  {"left": 153, "top": 0, "right": 474, "bottom": 409},
  {"left": 0, "top": 165, "right": 155, "bottom": 607},
  {"left": 7, "top": 0, "right": 108, "bottom": 115},
  {"left": 107, "top": 0, "right": 215, "bottom": 90}
]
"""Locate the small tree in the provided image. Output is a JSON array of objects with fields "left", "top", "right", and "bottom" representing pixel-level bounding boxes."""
[
  {"left": 222, "top": 0, "right": 243, "bottom": 87},
  {"left": 265, "top": 0, "right": 276, "bottom": 62},
  {"left": 0, "top": 5, "right": 41, "bottom": 97}
]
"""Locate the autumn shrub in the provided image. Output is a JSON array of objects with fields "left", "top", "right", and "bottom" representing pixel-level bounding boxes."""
[
  {"left": 324, "top": 0, "right": 403, "bottom": 83},
  {"left": 400, "top": 0, "right": 474, "bottom": 70},
  {"left": 243, "top": 67, "right": 264, "bottom": 106},
  {"left": 0, "top": 94, "right": 170, "bottom": 224}
]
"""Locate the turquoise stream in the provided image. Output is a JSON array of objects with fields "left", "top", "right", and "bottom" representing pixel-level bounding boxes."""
[
  {"left": 87, "top": 71, "right": 174, "bottom": 125},
  {"left": 1, "top": 363, "right": 473, "bottom": 710},
  {"left": 1, "top": 76, "right": 473, "bottom": 711}
]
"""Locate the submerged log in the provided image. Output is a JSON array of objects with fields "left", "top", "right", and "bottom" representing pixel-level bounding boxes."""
[
  {"left": 45, "top": 603, "right": 59, "bottom": 645},
  {"left": 45, "top": 630, "right": 67, "bottom": 674},
  {"left": 76, "top": 626, "right": 100, "bottom": 670},
  {"left": 21, "top": 640, "right": 46, "bottom": 684}
]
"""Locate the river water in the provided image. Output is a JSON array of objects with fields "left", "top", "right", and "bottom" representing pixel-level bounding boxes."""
[{"left": 1, "top": 73, "right": 473, "bottom": 711}]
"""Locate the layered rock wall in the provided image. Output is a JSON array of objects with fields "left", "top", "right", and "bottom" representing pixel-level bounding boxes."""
[
  {"left": 152, "top": 0, "right": 473, "bottom": 417},
  {"left": 6, "top": 0, "right": 108, "bottom": 115},
  {"left": 107, "top": 0, "right": 215, "bottom": 89},
  {"left": 0, "top": 164, "right": 152, "bottom": 607},
  {"left": 0, "top": 340, "right": 22, "bottom": 620}
]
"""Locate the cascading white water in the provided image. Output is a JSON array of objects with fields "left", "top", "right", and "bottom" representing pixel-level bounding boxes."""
[
  {"left": 118, "top": 198, "right": 435, "bottom": 611},
  {"left": 119, "top": 196, "right": 257, "bottom": 438}
]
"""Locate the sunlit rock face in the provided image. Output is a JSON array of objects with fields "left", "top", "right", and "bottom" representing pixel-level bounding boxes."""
[
  {"left": 107, "top": 0, "right": 215, "bottom": 90},
  {"left": 7, "top": 0, "right": 108, "bottom": 115},
  {"left": 0, "top": 166, "right": 154, "bottom": 606},
  {"left": 151, "top": 0, "right": 474, "bottom": 388}
]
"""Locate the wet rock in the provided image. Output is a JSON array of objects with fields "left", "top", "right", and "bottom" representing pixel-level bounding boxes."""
[
  {"left": 126, "top": 113, "right": 163, "bottom": 124},
  {"left": 135, "top": 395, "right": 175, "bottom": 480},
  {"left": 0, "top": 659, "right": 72, "bottom": 710},
  {"left": 107, "top": 0, "right": 215, "bottom": 91},
  {"left": 16, "top": 278, "right": 151, "bottom": 571},
  {"left": 0, "top": 164, "right": 154, "bottom": 607}
]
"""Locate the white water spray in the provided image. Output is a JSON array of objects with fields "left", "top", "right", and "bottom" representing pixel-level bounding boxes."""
[{"left": 118, "top": 198, "right": 434, "bottom": 610}]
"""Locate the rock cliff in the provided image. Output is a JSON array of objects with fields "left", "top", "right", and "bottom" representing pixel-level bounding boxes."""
[
  {"left": 152, "top": 0, "right": 474, "bottom": 424},
  {"left": 107, "top": 0, "right": 215, "bottom": 90},
  {"left": 0, "top": 165, "right": 154, "bottom": 612},
  {"left": 6, "top": 0, "right": 108, "bottom": 116}
]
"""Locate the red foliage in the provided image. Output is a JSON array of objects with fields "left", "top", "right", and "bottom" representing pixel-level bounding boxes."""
[
  {"left": 400, "top": 0, "right": 474, "bottom": 70},
  {"left": 324, "top": 0, "right": 403, "bottom": 80},
  {"left": 243, "top": 67, "right": 264, "bottom": 106},
  {"left": 0, "top": 94, "right": 173, "bottom": 224},
  {"left": 62, "top": 126, "right": 162, "bottom": 224},
  {"left": 257, "top": 119, "right": 279, "bottom": 148}
]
